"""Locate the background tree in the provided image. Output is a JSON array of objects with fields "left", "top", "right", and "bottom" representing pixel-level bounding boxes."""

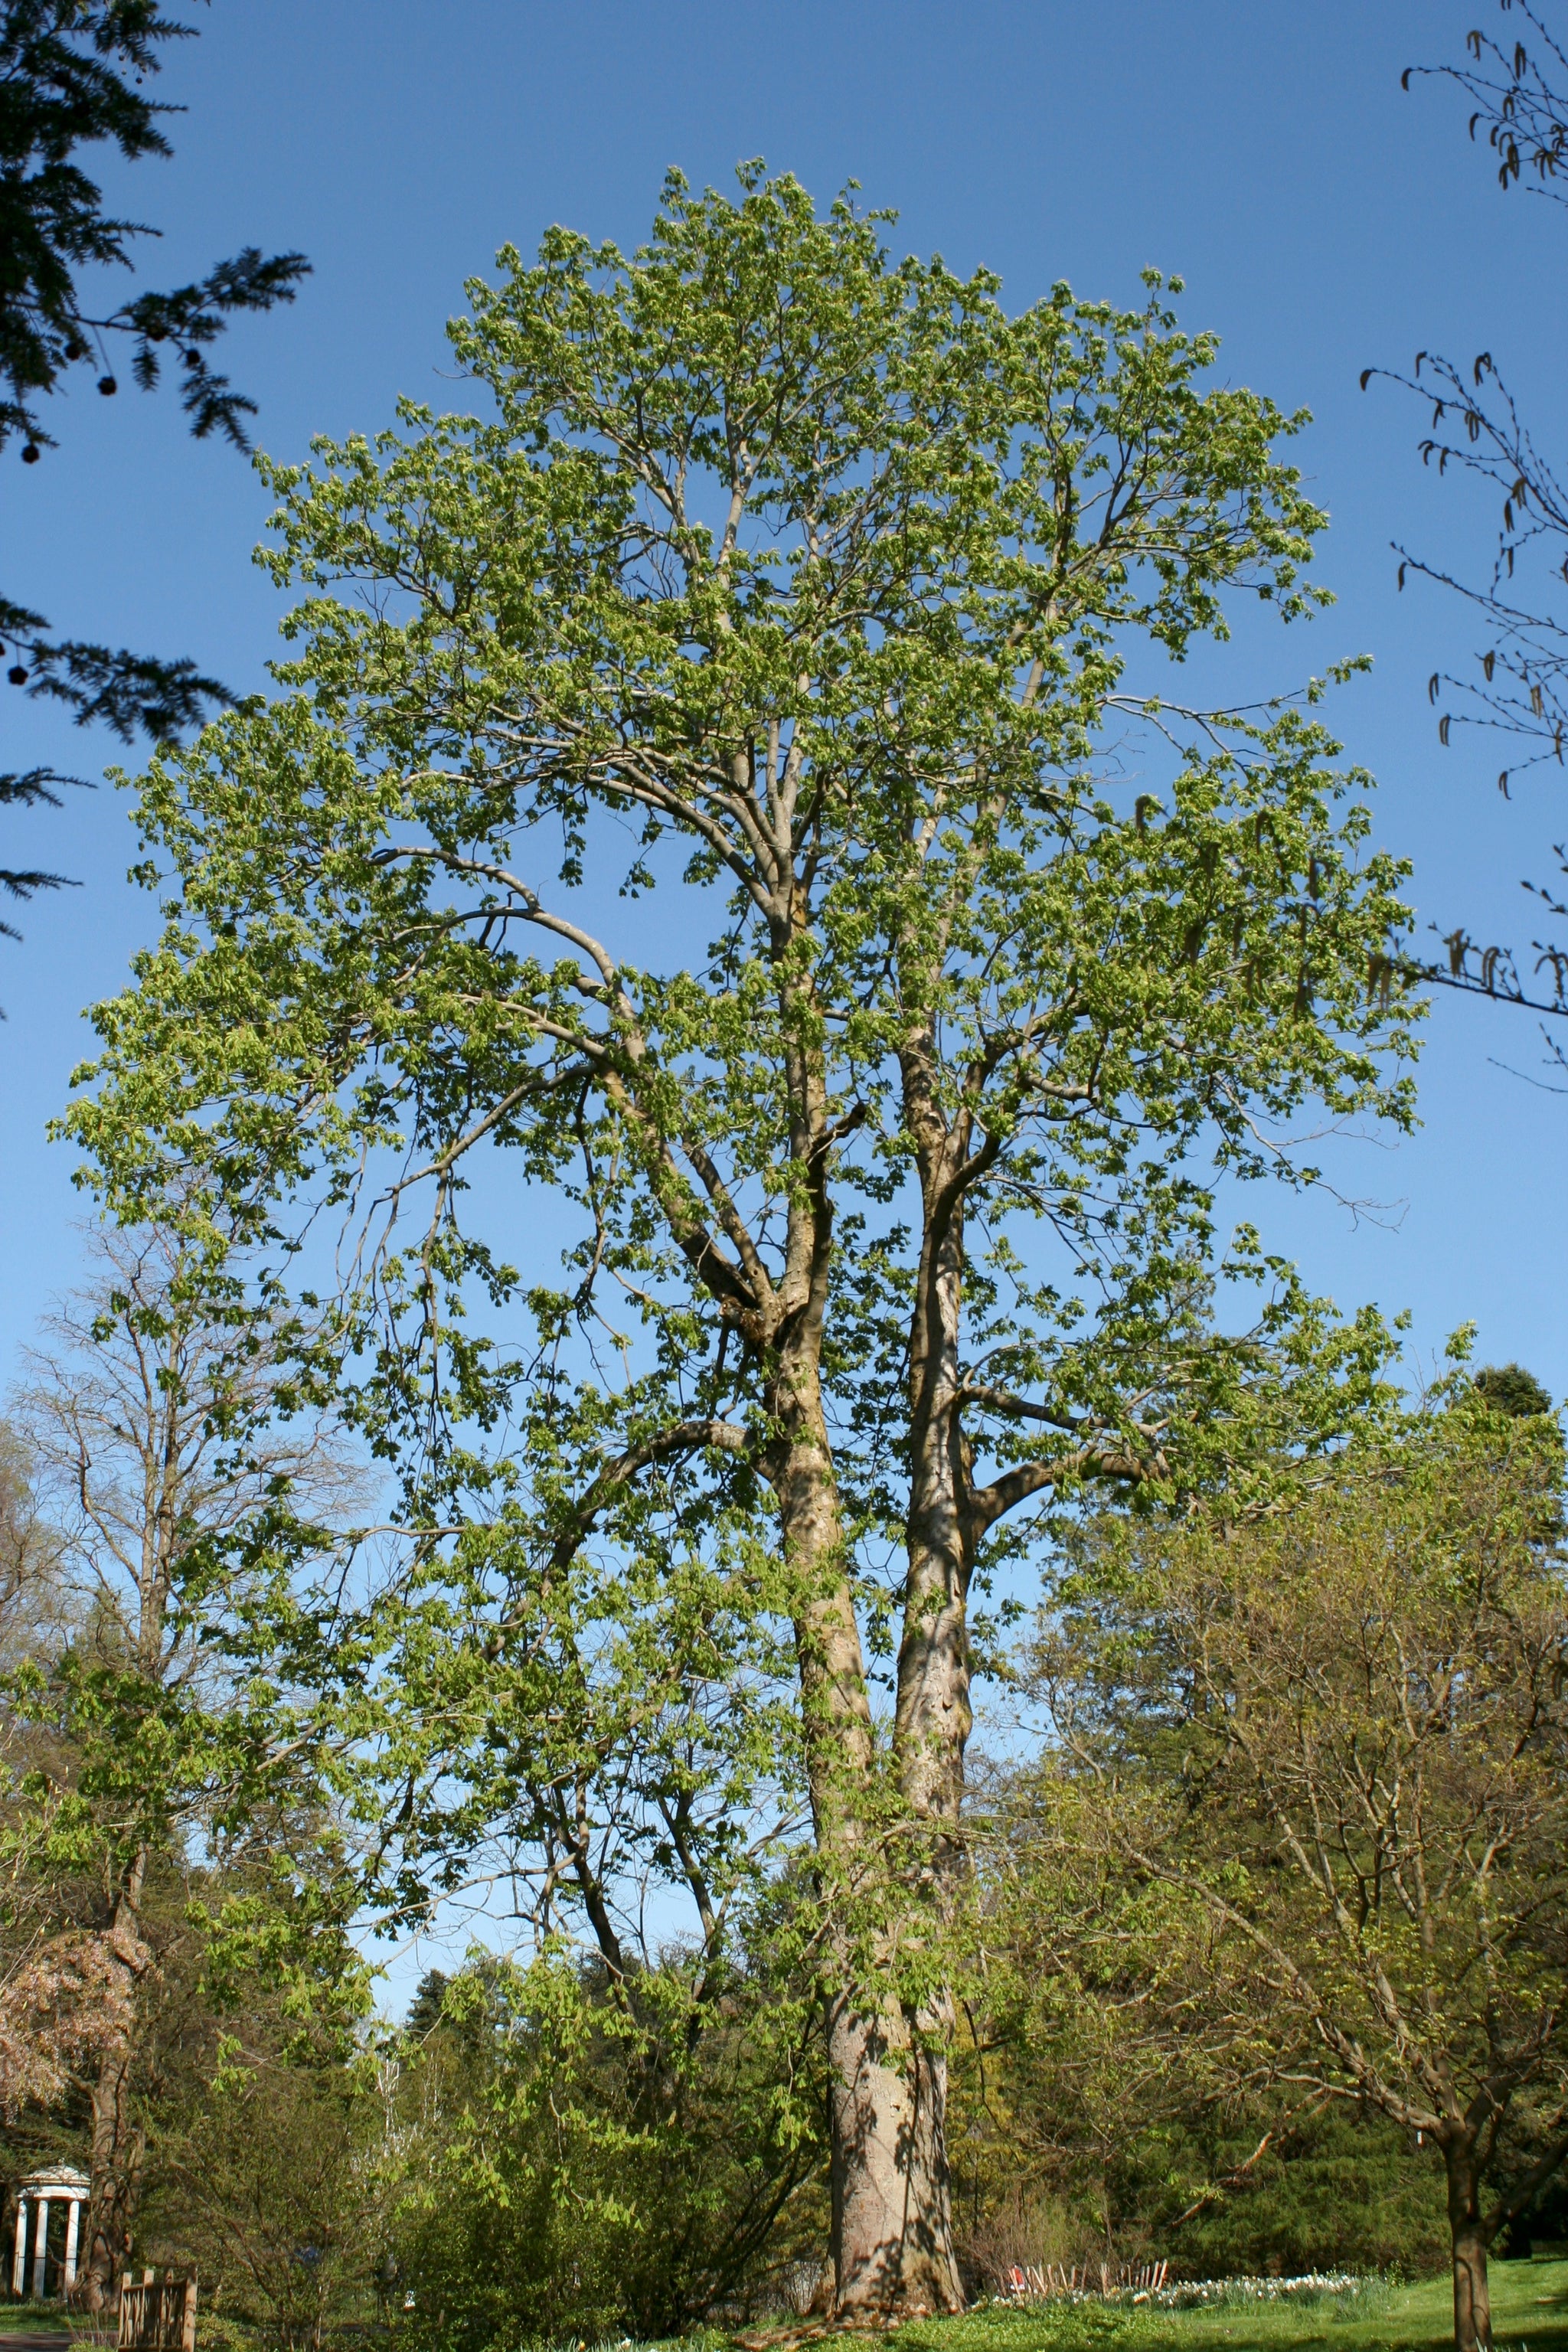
[
  {"left": 0, "top": 0, "right": 307, "bottom": 939},
  {"left": 145, "top": 2016, "right": 390, "bottom": 2352},
  {"left": 6, "top": 1222, "right": 361, "bottom": 2305},
  {"left": 0, "top": 1423, "right": 136, "bottom": 2147},
  {"left": 384, "top": 1946, "right": 827, "bottom": 2343},
  {"left": 962, "top": 1756, "right": 1451, "bottom": 2290},
  {"left": 1474, "top": 1360, "right": 1553, "bottom": 1419},
  {"left": 68, "top": 167, "right": 1417, "bottom": 2316},
  {"left": 1031, "top": 1386, "right": 1568, "bottom": 2352}
]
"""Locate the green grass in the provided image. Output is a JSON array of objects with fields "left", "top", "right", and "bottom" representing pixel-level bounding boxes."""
[
  {"left": 889, "top": 2261, "right": 1568, "bottom": 2352},
  {"left": 1, "top": 2265, "right": 1555, "bottom": 2352}
]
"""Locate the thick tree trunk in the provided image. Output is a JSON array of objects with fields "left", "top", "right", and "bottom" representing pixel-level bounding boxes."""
[
  {"left": 1444, "top": 2138, "right": 1493, "bottom": 2352},
  {"left": 897, "top": 1078, "right": 979, "bottom": 1838},
  {"left": 792, "top": 1063, "right": 984, "bottom": 2321},
  {"left": 828, "top": 1988, "right": 962, "bottom": 2314},
  {"left": 766, "top": 1272, "right": 964, "bottom": 2316},
  {"left": 897, "top": 1195, "right": 973, "bottom": 1840}
]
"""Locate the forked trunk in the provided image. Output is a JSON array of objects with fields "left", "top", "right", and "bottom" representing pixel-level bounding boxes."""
[
  {"left": 1444, "top": 2136, "right": 1493, "bottom": 2352},
  {"left": 766, "top": 1294, "right": 963, "bottom": 2317}
]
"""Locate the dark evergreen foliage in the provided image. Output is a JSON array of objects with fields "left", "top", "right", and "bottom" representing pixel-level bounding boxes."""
[
  {"left": 1474, "top": 1363, "right": 1555, "bottom": 1419},
  {"left": 0, "top": 1, "right": 308, "bottom": 926},
  {"left": 402, "top": 1968, "right": 449, "bottom": 2043},
  {"left": 1155, "top": 2105, "right": 1450, "bottom": 2280}
]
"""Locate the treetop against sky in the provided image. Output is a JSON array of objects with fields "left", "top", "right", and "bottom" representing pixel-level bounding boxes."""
[{"left": 4, "top": 2, "right": 1563, "bottom": 1411}]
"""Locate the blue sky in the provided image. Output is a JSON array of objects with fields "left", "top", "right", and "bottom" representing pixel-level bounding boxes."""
[
  {"left": 3, "top": 0, "right": 1563, "bottom": 1394},
  {"left": 9, "top": 0, "right": 1568, "bottom": 2006}
]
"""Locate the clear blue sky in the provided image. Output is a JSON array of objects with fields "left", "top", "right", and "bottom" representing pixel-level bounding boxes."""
[{"left": 2, "top": 0, "right": 1563, "bottom": 1404}]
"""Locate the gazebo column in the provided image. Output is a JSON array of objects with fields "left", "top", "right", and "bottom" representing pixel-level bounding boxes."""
[
  {"left": 11, "top": 2199, "right": 26, "bottom": 2297},
  {"left": 62, "top": 2200, "right": 80, "bottom": 2293},
  {"left": 30, "top": 2195, "right": 48, "bottom": 2299}
]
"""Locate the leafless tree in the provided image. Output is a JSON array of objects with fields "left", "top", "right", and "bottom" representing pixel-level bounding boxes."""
[{"left": 1373, "top": 2, "right": 1568, "bottom": 1059}]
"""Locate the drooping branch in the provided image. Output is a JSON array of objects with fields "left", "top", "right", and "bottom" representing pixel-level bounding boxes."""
[
  {"left": 384, "top": 842, "right": 788, "bottom": 1331},
  {"left": 1116, "top": 1839, "right": 1447, "bottom": 2137},
  {"left": 656, "top": 1789, "right": 720, "bottom": 1958},
  {"left": 1169, "top": 2098, "right": 1330, "bottom": 2227},
  {"left": 384, "top": 844, "right": 627, "bottom": 994},
  {"left": 552, "top": 1782, "right": 629, "bottom": 1981}
]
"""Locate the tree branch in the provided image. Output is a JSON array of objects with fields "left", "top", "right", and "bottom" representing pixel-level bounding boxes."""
[{"left": 547, "top": 1419, "right": 750, "bottom": 1577}]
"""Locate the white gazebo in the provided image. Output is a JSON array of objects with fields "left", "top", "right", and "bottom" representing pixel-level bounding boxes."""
[{"left": 11, "top": 2169, "right": 90, "bottom": 2299}]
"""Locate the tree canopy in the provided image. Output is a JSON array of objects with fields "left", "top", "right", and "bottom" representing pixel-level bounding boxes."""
[
  {"left": 1029, "top": 1383, "right": 1568, "bottom": 2352},
  {"left": 65, "top": 165, "right": 1419, "bottom": 2314}
]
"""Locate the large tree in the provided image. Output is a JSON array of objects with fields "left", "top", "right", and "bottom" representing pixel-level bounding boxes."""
[{"left": 66, "top": 169, "right": 1417, "bottom": 2314}]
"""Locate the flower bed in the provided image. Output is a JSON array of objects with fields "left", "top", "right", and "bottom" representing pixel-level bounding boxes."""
[
  {"left": 991, "top": 2269, "right": 1374, "bottom": 2311},
  {"left": 1150, "top": 2274, "right": 1364, "bottom": 2308}
]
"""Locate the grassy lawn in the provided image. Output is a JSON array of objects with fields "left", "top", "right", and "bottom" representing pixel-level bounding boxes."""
[
  {"left": 2, "top": 2265, "right": 1560, "bottom": 2352},
  {"left": 890, "top": 2262, "right": 1568, "bottom": 2352}
]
